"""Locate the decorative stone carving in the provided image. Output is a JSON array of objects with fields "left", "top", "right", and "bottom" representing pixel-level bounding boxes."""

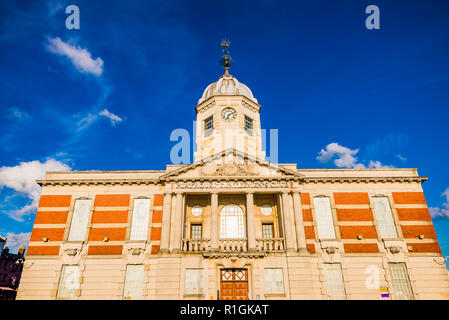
[
  {"left": 198, "top": 101, "right": 216, "bottom": 114},
  {"left": 242, "top": 101, "right": 258, "bottom": 113}
]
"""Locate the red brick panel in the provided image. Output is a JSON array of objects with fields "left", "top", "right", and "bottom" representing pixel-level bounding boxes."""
[
  {"left": 88, "top": 245, "right": 123, "bottom": 255},
  {"left": 396, "top": 208, "right": 432, "bottom": 221},
  {"left": 88, "top": 228, "right": 126, "bottom": 241},
  {"left": 344, "top": 243, "right": 379, "bottom": 253},
  {"left": 94, "top": 195, "right": 130, "bottom": 207},
  {"left": 333, "top": 193, "right": 370, "bottom": 205},
  {"left": 27, "top": 246, "right": 60, "bottom": 255},
  {"left": 34, "top": 211, "right": 68, "bottom": 224},
  {"left": 151, "top": 245, "right": 160, "bottom": 254},
  {"left": 300, "top": 193, "right": 311, "bottom": 205},
  {"left": 392, "top": 192, "right": 427, "bottom": 205},
  {"left": 401, "top": 225, "right": 437, "bottom": 239},
  {"left": 38, "top": 195, "right": 71, "bottom": 207},
  {"left": 336, "top": 209, "right": 373, "bottom": 221},
  {"left": 304, "top": 226, "right": 315, "bottom": 239},
  {"left": 91, "top": 211, "right": 129, "bottom": 223},
  {"left": 306, "top": 244, "right": 316, "bottom": 253},
  {"left": 339, "top": 226, "right": 378, "bottom": 239},
  {"left": 153, "top": 194, "right": 164, "bottom": 206},
  {"left": 152, "top": 210, "right": 163, "bottom": 223},
  {"left": 407, "top": 242, "right": 441, "bottom": 254},
  {"left": 302, "top": 209, "right": 313, "bottom": 222},
  {"left": 30, "top": 228, "right": 65, "bottom": 241},
  {"left": 151, "top": 227, "right": 161, "bottom": 241}
]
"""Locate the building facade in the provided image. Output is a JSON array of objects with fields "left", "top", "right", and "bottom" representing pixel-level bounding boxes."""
[
  {"left": 0, "top": 246, "right": 25, "bottom": 300},
  {"left": 17, "top": 51, "right": 449, "bottom": 300}
]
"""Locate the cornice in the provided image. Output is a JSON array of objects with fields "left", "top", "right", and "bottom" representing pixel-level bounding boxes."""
[
  {"left": 303, "top": 176, "right": 428, "bottom": 184},
  {"left": 36, "top": 179, "right": 159, "bottom": 187}
]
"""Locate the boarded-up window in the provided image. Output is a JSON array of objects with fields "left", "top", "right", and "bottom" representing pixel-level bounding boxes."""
[
  {"left": 67, "top": 199, "right": 91, "bottom": 241},
  {"left": 313, "top": 197, "right": 336, "bottom": 239},
  {"left": 185, "top": 269, "right": 204, "bottom": 295},
  {"left": 130, "top": 198, "right": 151, "bottom": 241},
  {"left": 372, "top": 197, "right": 398, "bottom": 239},
  {"left": 389, "top": 263, "right": 414, "bottom": 300},
  {"left": 322, "top": 264, "right": 346, "bottom": 300},
  {"left": 264, "top": 268, "right": 284, "bottom": 294},
  {"left": 123, "top": 265, "right": 144, "bottom": 300},
  {"left": 56, "top": 265, "right": 80, "bottom": 300}
]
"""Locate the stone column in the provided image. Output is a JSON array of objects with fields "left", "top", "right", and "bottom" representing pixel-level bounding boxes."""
[
  {"left": 171, "top": 192, "right": 184, "bottom": 253},
  {"left": 160, "top": 192, "right": 173, "bottom": 253},
  {"left": 210, "top": 192, "right": 219, "bottom": 251},
  {"left": 282, "top": 192, "right": 297, "bottom": 252},
  {"left": 292, "top": 192, "right": 307, "bottom": 254},
  {"left": 246, "top": 192, "right": 256, "bottom": 251}
]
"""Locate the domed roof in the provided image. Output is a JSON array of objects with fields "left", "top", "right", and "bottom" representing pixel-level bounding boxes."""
[{"left": 198, "top": 72, "right": 258, "bottom": 104}]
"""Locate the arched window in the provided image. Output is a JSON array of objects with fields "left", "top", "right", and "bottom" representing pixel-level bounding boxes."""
[{"left": 220, "top": 205, "right": 245, "bottom": 238}]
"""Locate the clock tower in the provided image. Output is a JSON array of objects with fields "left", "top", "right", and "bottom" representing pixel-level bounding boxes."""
[{"left": 194, "top": 41, "right": 266, "bottom": 162}]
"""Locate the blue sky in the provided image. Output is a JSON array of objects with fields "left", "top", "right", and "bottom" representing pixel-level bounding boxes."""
[{"left": 1, "top": 0, "right": 449, "bottom": 262}]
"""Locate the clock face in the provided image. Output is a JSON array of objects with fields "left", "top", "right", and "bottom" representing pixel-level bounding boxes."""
[{"left": 221, "top": 107, "right": 236, "bottom": 121}]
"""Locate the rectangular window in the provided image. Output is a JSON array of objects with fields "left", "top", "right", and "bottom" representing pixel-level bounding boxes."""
[
  {"left": 130, "top": 198, "right": 151, "bottom": 241},
  {"left": 313, "top": 197, "right": 336, "bottom": 239},
  {"left": 123, "top": 265, "right": 144, "bottom": 300},
  {"left": 185, "top": 269, "right": 204, "bottom": 295},
  {"left": 67, "top": 199, "right": 91, "bottom": 241},
  {"left": 204, "top": 116, "right": 213, "bottom": 137},
  {"left": 191, "top": 224, "right": 202, "bottom": 239},
  {"left": 372, "top": 197, "right": 398, "bottom": 239},
  {"left": 244, "top": 115, "right": 253, "bottom": 135},
  {"left": 56, "top": 265, "right": 80, "bottom": 300},
  {"left": 262, "top": 224, "right": 274, "bottom": 239},
  {"left": 264, "top": 268, "right": 284, "bottom": 294},
  {"left": 389, "top": 263, "right": 414, "bottom": 300},
  {"left": 322, "top": 264, "right": 346, "bottom": 300}
]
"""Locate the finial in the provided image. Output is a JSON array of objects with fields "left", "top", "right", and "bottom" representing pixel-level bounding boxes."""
[{"left": 219, "top": 39, "right": 233, "bottom": 75}]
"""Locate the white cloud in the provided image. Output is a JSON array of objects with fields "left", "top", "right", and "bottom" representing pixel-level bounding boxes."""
[
  {"left": 317, "top": 142, "right": 394, "bottom": 169},
  {"left": 317, "top": 142, "right": 365, "bottom": 168},
  {"left": 367, "top": 160, "right": 394, "bottom": 169},
  {"left": 8, "top": 107, "right": 30, "bottom": 122},
  {"left": 396, "top": 154, "right": 407, "bottom": 162},
  {"left": 46, "top": 37, "right": 104, "bottom": 76},
  {"left": 429, "top": 188, "right": 449, "bottom": 219},
  {"left": 0, "top": 159, "right": 71, "bottom": 221},
  {"left": 2, "top": 232, "right": 31, "bottom": 254},
  {"left": 99, "top": 109, "right": 123, "bottom": 126}
]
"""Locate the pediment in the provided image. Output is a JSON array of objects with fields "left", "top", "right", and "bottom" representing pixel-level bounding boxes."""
[{"left": 160, "top": 149, "right": 304, "bottom": 180}]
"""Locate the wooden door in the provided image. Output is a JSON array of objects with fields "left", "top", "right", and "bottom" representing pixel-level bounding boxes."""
[{"left": 220, "top": 269, "right": 248, "bottom": 300}]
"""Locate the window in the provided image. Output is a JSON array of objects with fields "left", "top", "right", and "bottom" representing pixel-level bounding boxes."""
[
  {"left": 123, "top": 265, "right": 144, "bottom": 300},
  {"left": 322, "top": 264, "right": 346, "bottom": 300},
  {"left": 56, "top": 265, "right": 80, "bottom": 300},
  {"left": 313, "top": 197, "right": 336, "bottom": 239},
  {"left": 372, "top": 196, "right": 398, "bottom": 239},
  {"left": 244, "top": 115, "right": 253, "bottom": 135},
  {"left": 262, "top": 224, "right": 274, "bottom": 239},
  {"left": 264, "top": 268, "right": 284, "bottom": 294},
  {"left": 191, "top": 224, "right": 202, "bottom": 239},
  {"left": 389, "top": 263, "right": 414, "bottom": 300},
  {"left": 67, "top": 199, "right": 91, "bottom": 241},
  {"left": 130, "top": 198, "right": 151, "bottom": 241},
  {"left": 220, "top": 205, "right": 245, "bottom": 238},
  {"left": 204, "top": 116, "right": 213, "bottom": 137},
  {"left": 185, "top": 269, "right": 204, "bottom": 295}
]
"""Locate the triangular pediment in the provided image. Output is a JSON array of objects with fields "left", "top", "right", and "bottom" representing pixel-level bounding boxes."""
[{"left": 160, "top": 149, "right": 303, "bottom": 180}]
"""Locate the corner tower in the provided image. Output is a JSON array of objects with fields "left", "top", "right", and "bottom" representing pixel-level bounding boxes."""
[{"left": 194, "top": 41, "right": 266, "bottom": 161}]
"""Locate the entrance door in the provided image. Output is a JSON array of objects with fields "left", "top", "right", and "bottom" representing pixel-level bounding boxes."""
[{"left": 220, "top": 269, "right": 248, "bottom": 300}]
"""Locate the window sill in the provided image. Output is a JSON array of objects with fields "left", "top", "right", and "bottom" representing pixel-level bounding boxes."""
[
  {"left": 264, "top": 293, "right": 286, "bottom": 297},
  {"left": 184, "top": 294, "right": 205, "bottom": 298}
]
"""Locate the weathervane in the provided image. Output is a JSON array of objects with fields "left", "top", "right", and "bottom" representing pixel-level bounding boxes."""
[{"left": 220, "top": 39, "right": 233, "bottom": 75}]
